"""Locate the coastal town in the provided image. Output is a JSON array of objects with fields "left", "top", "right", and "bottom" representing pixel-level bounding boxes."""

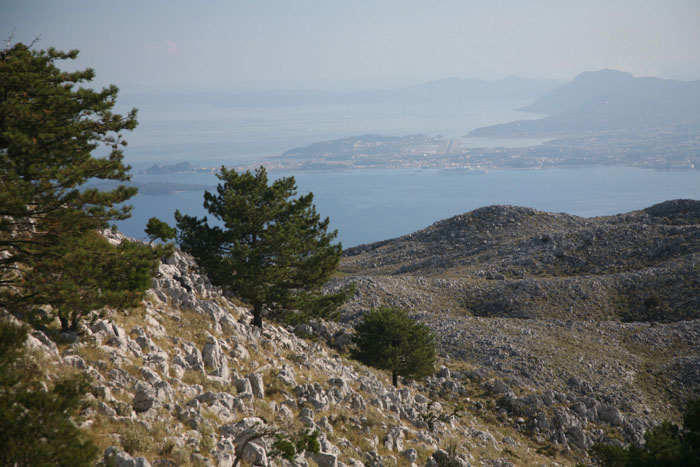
[{"left": 149, "top": 131, "right": 698, "bottom": 174}]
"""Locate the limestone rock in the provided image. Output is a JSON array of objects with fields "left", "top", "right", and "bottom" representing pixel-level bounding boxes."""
[
  {"left": 247, "top": 373, "right": 265, "bottom": 399},
  {"left": 25, "top": 330, "right": 60, "bottom": 358},
  {"left": 132, "top": 380, "right": 173, "bottom": 413},
  {"left": 103, "top": 446, "right": 151, "bottom": 467},
  {"left": 311, "top": 452, "right": 338, "bottom": 467},
  {"left": 598, "top": 404, "right": 624, "bottom": 426},
  {"left": 383, "top": 426, "right": 405, "bottom": 451},
  {"left": 203, "top": 333, "right": 230, "bottom": 382}
]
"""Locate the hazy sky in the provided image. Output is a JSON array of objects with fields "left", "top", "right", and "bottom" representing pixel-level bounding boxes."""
[{"left": 3, "top": 0, "right": 700, "bottom": 91}]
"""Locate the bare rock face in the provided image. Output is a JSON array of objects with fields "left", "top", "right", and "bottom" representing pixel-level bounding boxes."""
[
  {"left": 598, "top": 404, "right": 624, "bottom": 426},
  {"left": 310, "top": 451, "right": 338, "bottom": 467},
  {"left": 182, "top": 342, "right": 204, "bottom": 371},
  {"left": 132, "top": 380, "right": 173, "bottom": 413},
  {"left": 383, "top": 426, "right": 405, "bottom": 451},
  {"left": 25, "top": 330, "right": 60, "bottom": 359},
  {"left": 202, "top": 333, "right": 230, "bottom": 382},
  {"left": 247, "top": 373, "right": 265, "bottom": 399}
]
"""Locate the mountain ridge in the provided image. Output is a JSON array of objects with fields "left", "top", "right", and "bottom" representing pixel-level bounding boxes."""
[{"left": 323, "top": 200, "right": 700, "bottom": 461}]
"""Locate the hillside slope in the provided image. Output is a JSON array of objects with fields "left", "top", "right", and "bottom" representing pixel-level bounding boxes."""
[
  {"left": 337, "top": 200, "right": 700, "bottom": 322},
  {"left": 326, "top": 200, "right": 700, "bottom": 455},
  {"left": 10, "top": 231, "right": 578, "bottom": 467},
  {"left": 7, "top": 201, "right": 699, "bottom": 466}
]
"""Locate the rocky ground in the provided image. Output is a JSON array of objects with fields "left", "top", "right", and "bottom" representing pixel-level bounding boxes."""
[
  {"left": 10, "top": 200, "right": 699, "bottom": 466},
  {"left": 14, "top": 234, "right": 584, "bottom": 467},
  {"left": 326, "top": 199, "right": 700, "bottom": 461},
  {"left": 337, "top": 200, "right": 700, "bottom": 322}
]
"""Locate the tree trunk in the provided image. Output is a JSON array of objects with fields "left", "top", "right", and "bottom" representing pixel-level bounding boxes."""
[
  {"left": 59, "top": 315, "right": 69, "bottom": 333},
  {"left": 253, "top": 302, "right": 263, "bottom": 328},
  {"left": 70, "top": 314, "right": 80, "bottom": 332},
  {"left": 392, "top": 370, "right": 398, "bottom": 388}
]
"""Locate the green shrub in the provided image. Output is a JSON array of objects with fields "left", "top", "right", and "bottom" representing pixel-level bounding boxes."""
[
  {"left": 0, "top": 320, "right": 99, "bottom": 466},
  {"left": 590, "top": 397, "right": 700, "bottom": 466},
  {"left": 351, "top": 307, "right": 436, "bottom": 387}
]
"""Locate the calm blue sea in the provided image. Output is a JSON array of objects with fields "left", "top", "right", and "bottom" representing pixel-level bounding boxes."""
[{"left": 117, "top": 167, "right": 700, "bottom": 248}]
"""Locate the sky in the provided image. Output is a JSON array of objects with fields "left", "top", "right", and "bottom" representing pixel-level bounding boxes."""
[{"left": 3, "top": 0, "right": 700, "bottom": 91}]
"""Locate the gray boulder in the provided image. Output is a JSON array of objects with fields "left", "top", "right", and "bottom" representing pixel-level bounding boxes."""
[
  {"left": 598, "top": 404, "right": 624, "bottom": 426},
  {"left": 311, "top": 452, "right": 338, "bottom": 467},
  {"left": 247, "top": 373, "right": 265, "bottom": 399},
  {"left": 383, "top": 426, "right": 405, "bottom": 451},
  {"left": 103, "top": 446, "right": 151, "bottom": 467},
  {"left": 132, "top": 380, "right": 173, "bottom": 413},
  {"left": 235, "top": 377, "right": 252, "bottom": 395},
  {"left": 203, "top": 334, "right": 230, "bottom": 382},
  {"left": 295, "top": 323, "right": 314, "bottom": 337},
  {"left": 438, "top": 366, "right": 451, "bottom": 379},
  {"left": 402, "top": 448, "right": 418, "bottom": 463}
]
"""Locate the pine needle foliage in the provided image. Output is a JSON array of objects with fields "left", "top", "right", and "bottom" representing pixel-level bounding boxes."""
[
  {"left": 175, "top": 166, "right": 350, "bottom": 328},
  {"left": 21, "top": 230, "right": 164, "bottom": 331},
  {"left": 0, "top": 42, "right": 164, "bottom": 329},
  {"left": 590, "top": 397, "right": 700, "bottom": 466},
  {"left": 352, "top": 307, "right": 437, "bottom": 387},
  {"left": 0, "top": 42, "right": 137, "bottom": 284}
]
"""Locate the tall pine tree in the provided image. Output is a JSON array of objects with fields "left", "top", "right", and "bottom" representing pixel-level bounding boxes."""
[
  {"left": 0, "top": 42, "right": 162, "bottom": 328},
  {"left": 175, "top": 166, "right": 350, "bottom": 328}
]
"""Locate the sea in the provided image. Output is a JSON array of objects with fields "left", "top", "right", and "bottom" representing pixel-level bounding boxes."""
[{"left": 112, "top": 95, "right": 700, "bottom": 248}]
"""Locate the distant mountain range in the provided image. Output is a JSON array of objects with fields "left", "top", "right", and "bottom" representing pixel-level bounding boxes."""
[
  {"left": 120, "top": 76, "right": 564, "bottom": 108},
  {"left": 469, "top": 69, "right": 700, "bottom": 137},
  {"left": 350, "top": 76, "right": 564, "bottom": 104}
]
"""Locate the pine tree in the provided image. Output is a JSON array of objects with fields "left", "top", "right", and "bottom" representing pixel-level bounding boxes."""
[
  {"left": 0, "top": 42, "right": 137, "bottom": 292},
  {"left": 352, "top": 307, "right": 436, "bottom": 387},
  {"left": 175, "top": 166, "right": 349, "bottom": 328},
  {"left": 0, "top": 42, "right": 164, "bottom": 329},
  {"left": 590, "top": 397, "right": 700, "bottom": 466},
  {"left": 145, "top": 217, "right": 176, "bottom": 244}
]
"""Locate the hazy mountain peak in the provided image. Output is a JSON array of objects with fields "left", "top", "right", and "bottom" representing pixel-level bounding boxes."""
[
  {"left": 571, "top": 68, "right": 635, "bottom": 82},
  {"left": 519, "top": 69, "right": 636, "bottom": 115}
]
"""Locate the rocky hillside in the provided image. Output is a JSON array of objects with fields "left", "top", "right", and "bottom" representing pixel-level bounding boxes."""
[
  {"left": 9, "top": 201, "right": 699, "bottom": 466},
  {"left": 336, "top": 199, "right": 700, "bottom": 322},
  {"left": 325, "top": 199, "right": 700, "bottom": 460},
  {"left": 13, "top": 231, "right": 583, "bottom": 467}
]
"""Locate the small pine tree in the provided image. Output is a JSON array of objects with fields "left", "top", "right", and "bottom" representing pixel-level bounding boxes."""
[
  {"left": 352, "top": 307, "right": 436, "bottom": 387},
  {"left": 145, "top": 217, "right": 176, "bottom": 244},
  {"left": 590, "top": 397, "right": 700, "bottom": 466}
]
